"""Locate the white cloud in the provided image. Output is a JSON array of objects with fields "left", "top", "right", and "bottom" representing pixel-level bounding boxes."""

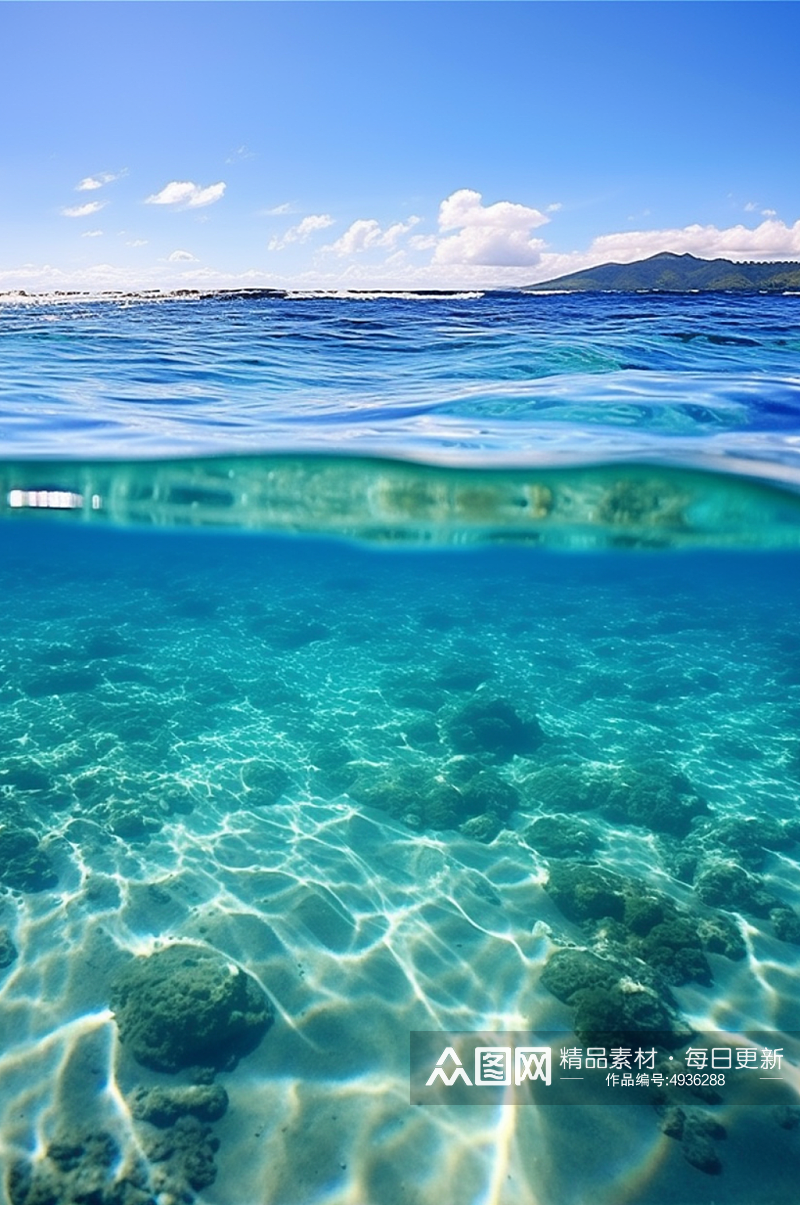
[
  {"left": 546, "top": 203, "right": 562, "bottom": 213},
  {"left": 0, "top": 261, "right": 282, "bottom": 294},
  {"left": 409, "top": 234, "right": 437, "bottom": 251},
  {"left": 574, "top": 218, "right": 800, "bottom": 265},
  {"left": 433, "top": 189, "right": 549, "bottom": 266},
  {"left": 126, "top": 239, "right": 148, "bottom": 247},
  {"left": 268, "top": 213, "right": 335, "bottom": 251},
  {"left": 762, "top": 208, "right": 777, "bottom": 218},
  {"left": 77, "top": 170, "right": 125, "bottom": 191},
  {"left": 146, "top": 181, "right": 226, "bottom": 209},
  {"left": 263, "top": 202, "right": 293, "bottom": 216},
  {"left": 325, "top": 216, "right": 420, "bottom": 256},
  {"left": 744, "top": 201, "right": 759, "bottom": 212},
  {"left": 225, "top": 145, "right": 255, "bottom": 163},
  {"left": 167, "top": 249, "right": 197, "bottom": 262},
  {"left": 62, "top": 201, "right": 106, "bottom": 218},
  {"left": 81, "top": 230, "right": 103, "bottom": 238},
  {"left": 512, "top": 217, "right": 800, "bottom": 287}
]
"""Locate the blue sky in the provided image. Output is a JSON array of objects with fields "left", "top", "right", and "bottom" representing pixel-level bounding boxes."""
[{"left": 2, "top": 1, "right": 799, "bottom": 291}]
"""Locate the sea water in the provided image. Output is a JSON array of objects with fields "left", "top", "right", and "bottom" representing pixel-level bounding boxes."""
[{"left": 1, "top": 291, "right": 799, "bottom": 1205}]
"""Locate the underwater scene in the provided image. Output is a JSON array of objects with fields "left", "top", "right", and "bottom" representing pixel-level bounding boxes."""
[{"left": 1, "top": 291, "right": 799, "bottom": 1205}]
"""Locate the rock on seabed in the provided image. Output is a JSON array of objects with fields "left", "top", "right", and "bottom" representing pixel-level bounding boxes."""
[{"left": 110, "top": 944, "right": 273, "bottom": 1073}]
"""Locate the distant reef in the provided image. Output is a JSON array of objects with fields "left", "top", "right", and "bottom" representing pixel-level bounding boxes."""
[{"left": 524, "top": 251, "right": 800, "bottom": 293}]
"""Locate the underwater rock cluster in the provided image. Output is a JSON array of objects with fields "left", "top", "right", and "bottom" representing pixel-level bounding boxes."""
[
  {"left": 0, "top": 827, "right": 57, "bottom": 892},
  {"left": 110, "top": 944, "right": 273, "bottom": 1073},
  {"left": 525, "top": 759, "right": 708, "bottom": 837},
  {"left": 531, "top": 769, "right": 800, "bottom": 1179},
  {"left": 0, "top": 927, "right": 17, "bottom": 970},
  {"left": 445, "top": 696, "right": 544, "bottom": 762},
  {"left": 311, "top": 693, "right": 545, "bottom": 842},
  {"left": 543, "top": 860, "right": 747, "bottom": 985},
  {"left": 7, "top": 1084, "right": 232, "bottom": 1205},
  {"left": 659, "top": 1106, "right": 727, "bottom": 1174},
  {"left": 538, "top": 851, "right": 757, "bottom": 1054},
  {"left": 7, "top": 943, "right": 267, "bottom": 1205},
  {"left": 7, "top": 1130, "right": 152, "bottom": 1205},
  {"left": 7, "top": 949, "right": 275, "bottom": 1205},
  {"left": 128, "top": 1084, "right": 229, "bottom": 1127},
  {"left": 653, "top": 811, "right": 800, "bottom": 944},
  {"left": 524, "top": 757, "right": 800, "bottom": 950},
  {"left": 241, "top": 757, "right": 292, "bottom": 807},
  {"left": 523, "top": 814, "right": 599, "bottom": 858},
  {"left": 134, "top": 1107, "right": 224, "bottom": 1198},
  {"left": 348, "top": 755, "right": 520, "bottom": 843},
  {"left": 539, "top": 946, "right": 689, "bottom": 1046}
]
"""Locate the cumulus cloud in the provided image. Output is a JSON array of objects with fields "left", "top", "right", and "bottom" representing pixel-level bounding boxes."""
[
  {"left": 433, "top": 189, "right": 549, "bottom": 266},
  {"left": 268, "top": 214, "right": 335, "bottom": 251},
  {"left": 325, "top": 216, "right": 420, "bottom": 256},
  {"left": 81, "top": 230, "right": 103, "bottom": 238},
  {"left": 167, "top": 249, "right": 197, "bottom": 262},
  {"left": 146, "top": 181, "right": 226, "bottom": 209},
  {"left": 578, "top": 218, "right": 800, "bottom": 264},
  {"left": 62, "top": 201, "right": 106, "bottom": 218},
  {"left": 77, "top": 170, "right": 125, "bottom": 191}
]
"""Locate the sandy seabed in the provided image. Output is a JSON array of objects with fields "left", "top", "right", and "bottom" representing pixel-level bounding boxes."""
[{"left": 1, "top": 525, "right": 799, "bottom": 1205}]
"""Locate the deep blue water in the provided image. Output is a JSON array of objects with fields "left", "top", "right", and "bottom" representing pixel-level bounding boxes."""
[{"left": 1, "top": 292, "right": 799, "bottom": 1205}]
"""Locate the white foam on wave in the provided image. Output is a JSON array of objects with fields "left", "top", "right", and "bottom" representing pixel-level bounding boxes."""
[{"left": 284, "top": 289, "right": 485, "bottom": 300}]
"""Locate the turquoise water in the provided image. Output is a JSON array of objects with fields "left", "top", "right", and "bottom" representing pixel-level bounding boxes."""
[{"left": 1, "top": 293, "right": 800, "bottom": 1205}]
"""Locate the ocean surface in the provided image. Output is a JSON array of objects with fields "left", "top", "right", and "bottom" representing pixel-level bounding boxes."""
[{"left": 1, "top": 290, "right": 799, "bottom": 1205}]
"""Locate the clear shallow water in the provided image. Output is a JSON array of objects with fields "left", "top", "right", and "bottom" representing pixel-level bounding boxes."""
[{"left": 1, "top": 294, "right": 800, "bottom": 1205}]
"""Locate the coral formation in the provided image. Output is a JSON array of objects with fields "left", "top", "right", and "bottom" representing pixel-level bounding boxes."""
[{"left": 524, "top": 758, "right": 708, "bottom": 837}]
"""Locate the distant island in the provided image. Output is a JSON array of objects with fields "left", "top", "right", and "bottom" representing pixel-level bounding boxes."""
[{"left": 525, "top": 251, "right": 800, "bottom": 293}]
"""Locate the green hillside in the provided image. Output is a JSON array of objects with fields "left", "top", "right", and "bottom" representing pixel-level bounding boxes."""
[{"left": 525, "top": 252, "right": 800, "bottom": 292}]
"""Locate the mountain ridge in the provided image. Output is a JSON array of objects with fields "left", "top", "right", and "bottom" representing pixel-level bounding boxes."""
[{"left": 524, "top": 251, "right": 800, "bottom": 293}]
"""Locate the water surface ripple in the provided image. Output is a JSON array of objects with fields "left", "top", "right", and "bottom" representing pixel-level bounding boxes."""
[{"left": 2, "top": 292, "right": 799, "bottom": 478}]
